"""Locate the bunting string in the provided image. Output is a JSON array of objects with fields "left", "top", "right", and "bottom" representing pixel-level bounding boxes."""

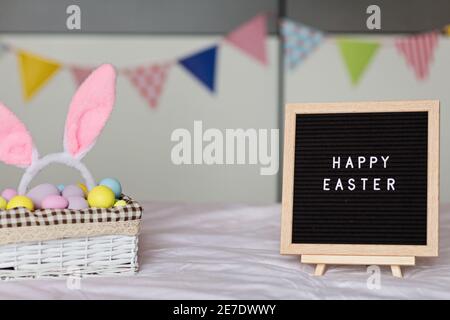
[
  {"left": 281, "top": 19, "right": 444, "bottom": 84},
  {"left": 0, "top": 13, "right": 448, "bottom": 105},
  {"left": 0, "top": 13, "right": 268, "bottom": 106}
]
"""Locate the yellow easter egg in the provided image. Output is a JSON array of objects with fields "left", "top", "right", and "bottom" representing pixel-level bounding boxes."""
[
  {"left": 6, "top": 195, "right": 34, "bottom": 211},
  {"left": 114, "top": 200, "right": 127, "bottom": 207},
  {"left": 0, "top": 197, "right": 7, "bottom": 210},
  {"left": 88, "top": 186, "right": 115, "bottom": 208},
  {"left": 77, "top": 183, "right": 88, "bottom": 196}
]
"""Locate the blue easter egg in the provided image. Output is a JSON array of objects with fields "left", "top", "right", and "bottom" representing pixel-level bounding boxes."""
[
  {"left": 99, "top": 178, "right": 122, "bottom": 198},
  {"left": 57, "top": 184, "right": 65, "bottom": 192}
]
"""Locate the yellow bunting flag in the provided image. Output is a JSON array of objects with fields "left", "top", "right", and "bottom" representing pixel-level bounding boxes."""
[
  {"left": 444, "top": 25, "right": 450, "bottom": 36},
  {"left": 18, "top": 51, "right": 61, "bottom": 101}
]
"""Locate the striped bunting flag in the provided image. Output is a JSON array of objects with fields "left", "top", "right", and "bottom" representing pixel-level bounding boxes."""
[{"left": 395, "top": 31, "right": 439, "bottom": 80}]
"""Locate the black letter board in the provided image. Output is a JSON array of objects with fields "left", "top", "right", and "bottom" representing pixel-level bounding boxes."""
[
  {"left": 293, "top": 111, "right": 426, "bottom": 245},
  {"left": 281, "top": 101, "right": 439, "bottom": 258}
]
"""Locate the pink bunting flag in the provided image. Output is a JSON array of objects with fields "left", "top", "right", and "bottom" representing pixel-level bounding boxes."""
[
  {"left": 225, "top": 13, "right": 268, "bottom": 65},
  {"left": 124, "top": 63, "right": 171, "bottom": 108},
  {"left": 70, "top": 66, "right": 95, "bottom": 86},
  {"left": 395, "top": 31, "right": 439, "bottom": 80}
]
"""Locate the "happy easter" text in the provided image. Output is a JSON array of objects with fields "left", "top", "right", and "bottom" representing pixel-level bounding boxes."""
[{"left": 322, "top": 156, "right": 396, "bottom": 191}]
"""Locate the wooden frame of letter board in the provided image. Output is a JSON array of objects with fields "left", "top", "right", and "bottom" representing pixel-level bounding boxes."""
[{"left": 280, "top": 100, "right": 439, "bottom": 278}]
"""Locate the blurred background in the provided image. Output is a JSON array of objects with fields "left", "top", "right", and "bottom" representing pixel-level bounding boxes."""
[{"left": 0, "top": 0, "right": 448, "bottom": 203}]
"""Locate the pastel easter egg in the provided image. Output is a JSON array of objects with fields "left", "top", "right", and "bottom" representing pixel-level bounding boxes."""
[
  {"left": 77, "top": 183, "right": 88, "bottom": 197},
  {"left": 41, "top": 195, "right": 69, "bottom": 210},
  {"left": 114, "top": 200, "right": 127, "bottom": 207},
  {"left": 57, "top": 184, "right": 65, "bottom": 192},
  {"left": 2, "top": 188, "right": 17, "bottom": 201},
  {"left": 7, "top": 196, "right": 34, "bottom": 211},
  {"left": 67, "top": 196, "right": 89, "bottom": 210},
  {"left": 0, "top": 197, "right": 7, "bottom": 210},
  {"left": 87, "top": 186, "right": 115, "bottom": 208},
  {"left": 26, "top": 184, "right": 60, "bottom": 209},
  {"left": 99, "top": 178, "right": 122, "bottom": 198},
  {"left": 62, "top": 185, "right": 85, "bottom": 198}
]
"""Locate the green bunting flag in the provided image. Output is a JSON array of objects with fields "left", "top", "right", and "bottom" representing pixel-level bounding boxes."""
[{"left": 337, "top": 39, "right": 379, "bottom": 85}]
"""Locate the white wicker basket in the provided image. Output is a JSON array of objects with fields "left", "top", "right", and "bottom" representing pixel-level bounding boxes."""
[
  {"left": 0, "top": 196, "right": 142, "bottom": 281},
  {"left": 0, "top": 64, "right": 143, "bottom": 280},
  {"left": 0, "top": 235, "right": 139, "bottom": 280}
]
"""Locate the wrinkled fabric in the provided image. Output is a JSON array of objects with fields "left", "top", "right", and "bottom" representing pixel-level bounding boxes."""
[{"left": 0, "top": 202, "right": 448, "bottom": 299}]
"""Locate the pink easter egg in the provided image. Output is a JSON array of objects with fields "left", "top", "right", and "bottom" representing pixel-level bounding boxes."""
[
  {"left": 67, "top": 196, "right": 89, "bottom": 210},
  {"left": 41, "top": 195, "right": 69, "bottom": 210},
  {"left": 62, "top": 185, "right": 85, "bottom": 198},
  {"left": 26, "top": 184, "right": 60, "bottom": 209},
  {"left": 1, "top": 188, "right": 17, "bottom": 201}
]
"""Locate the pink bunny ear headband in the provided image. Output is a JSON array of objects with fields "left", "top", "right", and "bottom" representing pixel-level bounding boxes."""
[{"left": 0, "top": 64, "right": 116, "bottom": 195}]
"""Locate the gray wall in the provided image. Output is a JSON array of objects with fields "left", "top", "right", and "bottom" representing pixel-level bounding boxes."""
[
  {"left": 0, "top": 1, "right": 449, "bottom": 203},
  {"left": 1, "top": 0, "right": 449, "bottom": 34},
  {"left": 0, "top": 0, "right": 278, "bottom": 33},
  {"left": 0, "top": 34, "right": 279, "bottom": 203},
  {"left": 287, "top": 0, "right": 450, "bottom": 33}
]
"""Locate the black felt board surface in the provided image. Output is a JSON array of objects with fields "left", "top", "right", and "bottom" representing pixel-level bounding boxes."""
[{"left": 292, "top": 112, "right": 428, "bottom": 245}]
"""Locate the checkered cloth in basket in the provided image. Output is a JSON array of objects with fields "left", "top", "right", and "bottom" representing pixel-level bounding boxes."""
[{"left": 0, "top": 195, "right": 142, "bottom": 245}]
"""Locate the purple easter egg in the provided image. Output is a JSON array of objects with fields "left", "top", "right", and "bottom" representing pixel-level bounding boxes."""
[
  {"left": 1, "top": 188, "right": 17, "bottom": 201},
  {"left": 41, "top": 195, "right": 69, "bottom": 209},
  {"left": 67, "top": 196, "right": 89, "bottom": 210},
  {"left": 62, "top": 185, "right": 85, "bottom": 198},
  {"left": 26, "top": 184, "right": 60, "bottom": 209}
]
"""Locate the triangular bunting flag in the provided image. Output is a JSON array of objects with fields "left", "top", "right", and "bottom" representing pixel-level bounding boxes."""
[
  {"left": 124, "top": 63, "right": 171, "bottom": 108},
  {"left": 395, "top": 31, "right": 439, "bottom": 80},
  {"left": 17, "top": 50, "right": 61, "bottom": 101},
  {"left": 70, "top": 66, "right": 95, "bottom": 86},
  {"left": 444, "top": 25, "right": 450, "bottom": 36},
  {"left": 179, "top": 46, "right": 218, "bottom": 92},
  {"left": 225, "top": 13, "right": 267, "bottom": 65},
  {"left": 281, "top": 18, "right": 324, "bottom": 69},
  {"left": 337, "top": 39, "right": 379, "bottom": 85}
]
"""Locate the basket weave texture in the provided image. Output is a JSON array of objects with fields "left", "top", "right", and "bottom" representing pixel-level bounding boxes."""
[{"left": 0, "top": 195, "right": 142, "bottom": 280}]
